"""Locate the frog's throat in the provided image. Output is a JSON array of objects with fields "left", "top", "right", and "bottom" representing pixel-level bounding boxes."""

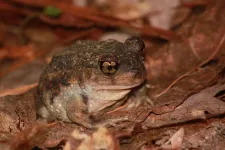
[
  {"left": 82, "top": 84, "right": 132, "bottom": 113},
  {"left": 86, "top": 89, "right": 131, "bottom": 113}
]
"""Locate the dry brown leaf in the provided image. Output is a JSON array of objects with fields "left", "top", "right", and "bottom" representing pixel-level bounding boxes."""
[
  {"left": 0, "top": 83, "right": 37, "bottom": 97},
  {"left": 64, "top": 127, "right": 120, "bottom": 150}
]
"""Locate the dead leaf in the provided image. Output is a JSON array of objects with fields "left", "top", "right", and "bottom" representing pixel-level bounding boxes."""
[
  {"left": 64, "top": 127, "right": 120, "bottom": 150},
  {"left": 0, "top": 83, "right": 37, "bottom": 97}
]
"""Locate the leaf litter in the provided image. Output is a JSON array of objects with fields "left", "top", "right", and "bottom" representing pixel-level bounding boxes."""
[{"left": 0, "top": 0, "right": 225, "bottom": 149}]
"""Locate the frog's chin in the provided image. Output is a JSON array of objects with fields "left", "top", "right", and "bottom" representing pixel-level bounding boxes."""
[{"left": 85, "top": 88, "right": 132, "bottom": 113}]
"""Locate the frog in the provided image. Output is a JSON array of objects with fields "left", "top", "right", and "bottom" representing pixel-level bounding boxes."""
[{"left": 36, "top": 36, "right": 147, "bottom": 128}]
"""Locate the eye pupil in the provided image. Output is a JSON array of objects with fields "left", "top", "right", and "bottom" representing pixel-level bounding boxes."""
[
  {"left": 99, "top": 60, "right": 119, "bottom": 75},
  {"left": 108, "top": 65, "right": 112, "bottom": 70}
]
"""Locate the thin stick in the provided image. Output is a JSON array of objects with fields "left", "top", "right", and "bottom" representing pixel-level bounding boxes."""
[
  {"left": 0, "top": 83, "right": 38, "bottom": 97},
  {"left": 106, "top": 104, "right": 128, "bottom": 114},
  {"left": 155, "top": 31, "right": 225, "bottom": 98}
]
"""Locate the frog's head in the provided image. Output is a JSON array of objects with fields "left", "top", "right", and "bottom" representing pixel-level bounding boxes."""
[
  {"left": 83, "top": 36, "right": 146, "bottom": 93},
  {"left": 81, "top": 36, "right": 146, "bottom": 113}
]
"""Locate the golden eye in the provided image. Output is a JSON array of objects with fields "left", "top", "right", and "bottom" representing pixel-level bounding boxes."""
[{"left": 99, "top": 60, "right": 119, "bottom": 75}]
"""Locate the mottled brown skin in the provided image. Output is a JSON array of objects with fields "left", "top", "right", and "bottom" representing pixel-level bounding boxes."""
[{"left": 36, "top": 36, "right": 146, "bottom": 128}]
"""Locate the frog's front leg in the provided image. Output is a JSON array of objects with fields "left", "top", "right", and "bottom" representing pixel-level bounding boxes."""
[
  {"left": 127, "top": 83, "right": 153, "bottom": 109},
  {"left": 66, "top": 94, "right": 94, "bottom": 129},
  {"left": 66, "top": 94, "right": 131, "bottom": 129}
]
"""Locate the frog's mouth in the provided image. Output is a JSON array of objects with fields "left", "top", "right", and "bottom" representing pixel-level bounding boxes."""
[{"left": 92, "top": 78, "right": 145, "bottom": 91}]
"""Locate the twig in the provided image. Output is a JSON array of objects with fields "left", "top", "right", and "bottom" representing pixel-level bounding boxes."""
[
  {"left": 61, "top": 28, "right": 100, "bottom": 44},
  {"left": 106, "top": 104, "right": 128, "bottom": 114},
  {"left": 198, "top": 32, "right": 225, "bottom": 67},
  {"left": 0, "top": 83, "right": 38, "bottom": 97},
  {"left": 183, "top": 0, "right": 214, "bottom": 8},
  {"left": 154, "top": 71, "right": 192, "bottom": 97},
  {"left": 12, "top": 0, "right": 180, "bottom": 40},
  {"left": 47, "top": 122, "right": 58, "bottom": 127},
  {"left": 155, "top": 31, "right": 225, "bottom": 98}
]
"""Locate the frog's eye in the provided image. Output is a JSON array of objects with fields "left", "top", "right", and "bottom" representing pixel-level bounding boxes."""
[{"left": 99, "top": 60, "right": 119, "bottom": 75}]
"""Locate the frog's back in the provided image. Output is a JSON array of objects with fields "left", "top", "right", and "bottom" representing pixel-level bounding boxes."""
[
  {"left": 46, "top": 40, "right": 98, "bottom": 74},
  {"left": 44, "top": 40, "right": 124, "bottom": 74},
  {"left": 37, "top": 39, "right": 124, "bottom": 103}
]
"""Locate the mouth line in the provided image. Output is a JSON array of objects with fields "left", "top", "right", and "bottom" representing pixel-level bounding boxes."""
[{"left": 93, "top": 81, "right": 144, "bottom": 90}]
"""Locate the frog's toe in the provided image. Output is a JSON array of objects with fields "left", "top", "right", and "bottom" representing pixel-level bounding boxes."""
[
  {"left": 127, "top": 99, "right": 141, "bottom": 108},
  {"left": 127, "top": 96, "right": 154, "bottom": 109},
  {"left": 146, "top": 97, "right": 154, "bottom": 106}
]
